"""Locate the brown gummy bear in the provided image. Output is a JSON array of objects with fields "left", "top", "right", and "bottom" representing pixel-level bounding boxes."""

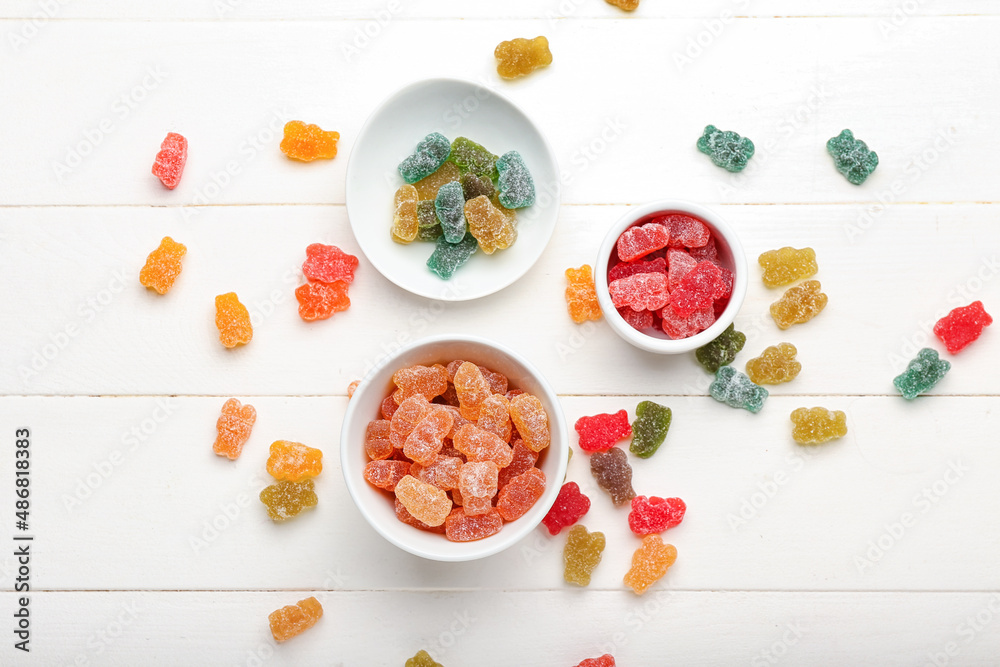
[
  {"left": 279, "top": 121, "right": 339, "bottom": 161},
  {"left": 494, "top": 36, "right": 553, "bottom": 79},
  {"left": 266, "top": 441, "right": 323, "bottom": 481},
  {"left": 212, "top": 398, "right": 256, "bottom": 460},
  {"left": 590, "top": 447, "right": 635, "bottom": 506},
  {"left": 259, "top": 479, "right": 318, "bottom": 522},
  {"left": 214, "top": 292, "right": 253, "bottom": 348},
  {"left": 268, "top": 596, "right": 323, "bottom": 642},
  {"left": 139, "top": 236, "right": 186, "bottom": 295}
]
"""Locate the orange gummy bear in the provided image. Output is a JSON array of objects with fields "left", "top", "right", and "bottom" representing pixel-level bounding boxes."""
[
  {"left": 295, "top": 280, "right": 350, "bottom": 321},
  {"left": 509, "top": 393, "right": 550, "bottom": 452},
  {"left": 395, "top": 475, "right": 453, "bottom": 527},
  {"left": 606, "top": 0, "right": 640, "bottom": 10},
  {"left": 266, "top": 440, "right": 323, "bottom": 481},
  {"left": 212, "top": 398, "right": 256, "bottom": 460},
  {"left": 565, "top": 265, "right": 602, "bottom": 324},
  {"left": 214, "top": 292, "right": 253, "bottom": 348},
  {"left": 392, "top": 364, "right": 449, "bottom": 404},
  {"left": 279, "top": 121, "right": 339, "bottom": 162},
  {"left": 624, "top": 535, "right": 677, "bottom": 595},
  {"left": 139, "top": 236, "right": 186, "bottom": 295},
  {"left": 268, "top": 596, "right": 323, "bottom": 642},
  {"left": 453, "top": 362, "right": 492, "bottom": 420},
  {"left": 494, "top": 36, "right": 553, "bottom": 79}
]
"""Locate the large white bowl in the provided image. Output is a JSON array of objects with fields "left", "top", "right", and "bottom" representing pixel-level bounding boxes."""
[
  {"left": 595, "top": 199, "right": 749, "bottom": 354},
  {"left": 346, "top": 78, "right": 561, "bottom": 301},
  {"left": 340, "top": 335, "right": 569, "bottom": 561}
]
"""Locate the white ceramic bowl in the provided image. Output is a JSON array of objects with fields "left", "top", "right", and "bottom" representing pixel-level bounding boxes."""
[
  {"left": 595, "top": 199, "right": 748, "bottom": 354},
  {"left": 346, "top": 78, "right": 561, "bottom": 301},
  {"left": 340, "top": 334, "right": 569, "bottom": 561}
]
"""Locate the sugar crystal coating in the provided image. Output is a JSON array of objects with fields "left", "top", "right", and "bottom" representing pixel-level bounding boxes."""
[
  {"left": 410, "top": 455, "right": 462, "bottom": 491},
  {"left": 666, "top": 249, "right": 698, "bottom": 292},
  {"left": 827, "top": 129, "right": 878, "bottom": 185},
  {"left": 413, "top": 161, "right": 461, "bottom": 200},
  {"left": 268, "top": 597, "right": 322, "bottom": 642},
  {"left": 654, "top": 214, "right": 710, "bottom": 249},
  {"left": 213, "top": 398, "right": 256, "bottom": 460},
  {"left": 660, "top": 303, "right": 716, "bottom": 339},
  {"left": 758, "top": 247, "right": 817, "bottom": 288},
  {"left": 464, "top": 195, "right": 516, "bottom": 255},
  {"left": 444, "top": 507, "right": 503, "bottom": 542},
  {"left": 934, "top": 301, "right": 992, "bottom": 354},
  {"left": 393, "top": 364, "right": 449, "bottom": 403},
  {"left": 461, "top": 172, "right": 494, "bottom": 201},
  {"left": 398, "top": 132, "right": 451, "bottom": 184},
  {"left": 295, "top": 280, "right": 350, "bottom": 321},
  {"left": 617, "top": 223, "right": 670, "bottom": 262},
  {"left": 416, "top": 200, "right": 442, "bottom": 242},
  {"left": 364, "top": 459, "right": 411, "bottom": 491},
  {"left": 403, "top": 409, "right": 453, "bottom": 465},
  {"left": 695, "top": 323, "right": 746, "bottom": 373},
  {"left": 542, "top": 481, "right": 590, "bottom": 535},
  {"left": 214, "top": 292, "right": 253, "bottom": 348},
  {"left": 498, "top": 440, "right": 539, "bottom": 489},
  {"left": 302, "top": 243, "right": 359, "bottom": 284},
  {"left": 495, "top": 150, "right": 536, "bottom": 209},
  {"left": 365, "top": 419, "right": 393, "bottom": 461},
  {"left": 790, "top": 407, "right": 848, "bottom": 444},
  {"left": 405, "top": 650, "right": 443, "bottom": 667},
  {"left": 279, "top": 121, "right": 339, "bottom": 161},
  {"left": 609, "top": 272, "right": 669, "bottom": 312},
  {"left": 454, "top": 423, "right": 513, "bottom": 468},
  {"left": 392, "top": 184, "right": 420, "bottom": 244},
  {"left": 629, "top": 401, "right": 671, "bottom": 459},
  {"left": 395, "top": 475, "right": 452, "bottom": 526},
  {"left": 427, "top": 233, "right": 478, "bottom": 280},
  {"left": 575, "top": 410, "right": 632, "bottom": 452},
  {"left": 390, "top": 395, "right": 434, "bottom": 448},
  {"left": 628, "top": 496, "right": 686, "bottom": 535},
  {"left": 745, "top": 343, "right": 801, "bottom": 385},
  {"left": 609, "top": 256, "right": 667, "bottom": 283},
  {"left": 618, "top": 307, "right": 655, "bottom": 332},
  {"left": 448, "top": 136, "right": 498, "bottom": 181},
  {"left": 709, "top": 366, "right": 768, "bottom": 413},
  {"left": 496, "top": 467, "right": 546, "bottom": 521},
  {"left": 151, "top": 132, "right": 187, "bottom": 189},
  {"left": 893, "top": 348, "right": 950, "bottom": 400},
  {"left": 575, "top": 656, "right": 616, "bottom": 667},
  {"left": 259, "top": 479, "right": 317, "bottom": 522},
  {"left": 395, "top": 497, "right": 446, "bottom": 534},
  {"left": 139, "top": 236, "right": 186, "bottom": 294},
  {"left": 669, "top": 261, "right": 726, "bottom": 318},
  {"left": 494, "top": 36, "right": 552, "bottom": 79},
  {"left": 624, "top": 535, "right": 677, "bottom": 595},
  {"left": 565, "top": 265, "right": 602, "bottom": 324},
  {"left": 266, "top": 441, "right": 323, "bottom": 481},
  {"left": 509, "top": 393, "right": 550, "bottom": 452},
  {"left": 563, "top": 525, "right": 606, "bottom": 587},
  {"left": 770, "top": 280, "right": 828, "bottom": 329},
  {"left": 458, "top": 461, "right": 499, "bottom": 516},
  {"left": 453, "top": 362, "right": 492, "bottom": 420},
  {"left": 434, "top": 181, "right": 468, "bottom": 244},
  {"left": 590, "top": 447, "right": 635, "bottom": 506},
  {"left": 697, "top": 125, "right": 754, "bottom": 172},
  {"left": 476, "top": 394, "right": 513, "bottom": 442}
]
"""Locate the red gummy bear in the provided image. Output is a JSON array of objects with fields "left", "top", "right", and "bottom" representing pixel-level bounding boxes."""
[
  {"left": 575, "top": 410, "right": 632, "bottom": 452},
  {"left": 628, "top": 496, "right": 686, "bottom": 535},
  {"left": 654, "top": 214, "right": 710, "bottom": 249},
  {"left": 667, "top": 249, "right": 697, "bottom": 292},
  {"left": 541, "top": 481, "right": 591, "bottom": 535},
  {"left": 608, "top": 256, "right": 667, "bottom": 283},
  {"left": 302, "top": 244, "right": 359, "bottom": 284},
  {"left": 609, "top": 272, "right": 669, "bottom": 312},
  {"left": 151, "top": 132, "right": 187, "bottom": 190},
  {"left": 667, "top": 260, "right": 726, "bottom": 317},
  {"left": 617, "top": 307, "right": 654, "bottom": 332},
  {"left": 660, "top": 303, "right": 715, "bottom": 339},
  {"left": 616, "top": 223, "right": 670, "bottom": 262},
  {"left": 933, "top": 301, "right": 992, "bottom": 354},
  {"left": 575, "top": 655, "right": 616, "bottom": 667},
  {"left": 295, "top": 280, "right": 350, "bottom": 321}
]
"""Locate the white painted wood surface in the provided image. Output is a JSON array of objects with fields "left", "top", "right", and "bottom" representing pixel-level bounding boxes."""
[{"left": 2, "top": 5, "right": 999, "bottom": 666}]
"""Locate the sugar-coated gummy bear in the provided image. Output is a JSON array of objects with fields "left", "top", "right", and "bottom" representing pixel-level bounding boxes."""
[
  {"left": 476, "top": 394, "right": 513, "bottom": 443},
  {"left": 827, "top": 129, "right": 878, "bottom": 185},
  {"left": 445, "top": 507, "right": 504, "bottom": 542},
  {"left": 453, "top": 362, "right": 492, "bottom": 421},
  {"left": 434, "top": 181, "right": 467, "bottom": 244},
  {"left": 542, "top": 482, "right": 591, "bottom": 535},
  {"left": 302, "top": 243, "right": 359, "bottom": 284},
  {"left": 934, "top": 301, "right": 992, "bottom": 354},
  {"left": 690, "top": 235, "right": 718, "bottom": 262},
  {"left": 414, "top": 161, "right": 462, "bottom": 201},
  {"left": 454, "top": 423, "right": 513, "bottom": 468},
  {"left": 410, "top": 455, "right": 462, "bottom": 491},
  {"left": 499, "top": 440, "right": 539, "bottom": 489},
  {"left": 395, "top": 497, "right": 446, "bottom": 533},
  {"left": 695, "top": 323, "right": 746, "bottom": 373},
  {"left": 590, "top": 447, "right": 636, "bottom": 506},
  {"left": 709, "top": 366, "right": 768, "bottom": 413},
  {"left": 266, "top": 441, "right": 323, "bottom": 481},
  {"left": 392, "top": 184, "right": 420, "bottom": 244},
  {"left": 494, "top": 36, "right": 552, "bottom": 79},
  {"left": 660, "top": 304, "right": 716, "bottom": 339},
  {"left": 790, "top": 407, "right": 848, "bottom": 445},
  {"left": 565, "top": 265, "right": 602, "bottom": 324},
  {"left": 464, "top": 195, "right": 516, "bottom": 255},
  {"left": 618, "top": 307, "right": 655, "bottom": 332},
  {"left": 609, "top": 272, "right": 670, "bottom": 312},
  {"left": 629, "top": 401, "right": 671, "bottom": 459},
  {"left": 268, "top": 596, "right": 322, "bottom": 642},
  {"left": 398, "top": 133, "right": 452, "bottom": 184},
  {"left": 665, "top": 249, "right": 697, "bottom": 292},
  {"left": 279, "top": 121, "right": 339, "bottom": 161},
  {"left": 448, "top": 137, "right": 498, "bottom": 181},
  {"left": 259, "top": 479, "right": 318, "bottom": 522},
  {"left": 575, "top": 410, "right": 632, "bottom": 453},
  {"left": 624, "top": 535, "right": 677, "bottom": 595},
  {"left": 213, "top": 398, "right": 256, "bottom": 460},
  {"left": 390, "top": 395, "right": 433, "bottom": 447},
  {"left": 364, "top": 459, "right": 411, "bottom": 491},
  {"left": 654, "top": 214, "right": 710, "bottom": 249},
  {"left": 416, "top": 200, "right": 442, "bottom": 242},
  {"left": 575, "top": 656, "right": 616, "bottom": 667},
  {"left": 365, "top": 419, "right": 393, "bottom": 461},
  {"left": 563, "top": 525, "right": 606, "bottom": 587},
  {"left": 770, "top": 280, "right": 828, "bottom": 329},
  {"left": 295, "top": 280, "right": 350, "bottom": 321},
  {"left": 745, "top": 343, "right": 801, "bottom": 385},
  {"left": 461, "top": 172, "right": 494, "bottom": 201},
  {"left": 609, "top": 256, "right": 667, "bottom": 283},
  {"left": 393, "top": 364, "right": 449, "bottom": 404},
  {"left": 617, "top": 223, "right": 670, "bottom": 262},
  {"left": 669, "top": 261, "right": 727, "bottom": 318},
  {"left": 427, "top": 233, "right": 478, "bottom": 280},
  {"left": 458, "top": 461, "right": 499, "bottom": 516},
  {"left": 151, "top": 132, "right": 187, "bottom": 189},
  {"left": 758, "top": 247, "right": 817, "bottom": 288},
  {"left": 395, "top": 475, "right": 453, "bottom": 527},
  {"left": 628, "top": 496, "right": 686, "bottom": 535},
  {"left": 405, "top": 650, "right": 443, "bottom": 667},
  {"left": 509, "top": 393, "right": 550, "bottom": 452},
  {"left": 495, "top": 150, "right": 536, "bottom": 209},
  {"left": 139, "top": 236, "right": 186, "bottom": 295},
  {"left": 606, "top": 0, "right": 639, "bottom": 10},
  {"left": 697, "top": 125, "right": 754, "bottom": 173},
  {"left": 496, "top": 467, "right": 546, "bottom": 521},
  {"left": 893, "top": 348, "right": 951, "bottom": 400},
  {"left": 404, "top": 409, "right": 453, "bottom": 465},
  {"left": 214, "top": 292, "right": 253, "bottom": 348}
]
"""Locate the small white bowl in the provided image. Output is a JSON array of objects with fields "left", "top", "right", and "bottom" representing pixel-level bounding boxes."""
[
  {"left": 346, "top": 78, "right": 561, "bottom": 301},
  {"left": 595, "top": 199, "right": 748, "bottom": 354},
  {"left": 340, "top": 334, "right": 569, "bottom": 561}
]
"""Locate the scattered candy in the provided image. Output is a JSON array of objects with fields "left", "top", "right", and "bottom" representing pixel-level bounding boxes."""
[
  {"left": 770, "top": 280, "right": 828, "bottom": 329},
  {"left": 496, "top": 467, "right": 546, "bottom": 521},
  {"left": 391, "top": 184, "right": 420, "bottom": 244},
  {"left": 448, "top": 137, "right": 498, "bottom": 181},
  {"left": 575, "top": 656, "right": 616, "bottom": 667},
  {"left": 414, "top": 161, "right": 462, "bottom": 201},
  {"left": 302, "top": 244, "right": 359, "bottom": 284},
  {"left": 695, "top": 323, "right": 746, "bottom": 373},
  {"left": 790, "top": 407, "right": 848, "bottom": 445},
  {"left": 893, "top": 348, "right": 951, "bottom": 400},
  {"left": 214, "top": 292, "right": 253, "bottom": 348},
  {"left": 709, "top": 366, "right": 768, "bottom": 413},
  {"left": 395, "top": 475, "right": 453, "bottom": 526},
  {"left": 623, "top": 535, "right": 677, "bottom": 595},
  {"left": 151, "top": 132, "right": 187, "bottom": 189},
  {"left": 575, "top": 410, "right": 632, "bottom": 453},
  {"left": 616, "top": 223, "right": 670, "bottom": 262},
  {"left": 268, "top": 597, "right": 322, "bottom": 642},
  {"left": 827, "top": 129, "right": 878, "bottom": 185},
  {"left": 405, "top": 650, "right": 443, "bottom": 667},
  {"left": 347, "top": 380, "right": 360, "bottom": 398},
  {"left": 563, "top": 525, "right": 606, "bottom": 587},
  {"left": 934, "top": 301, "right": 992, "bottom": 354},
  {"left": 213, "top": 398, "right": 256, "bottom": 460},
  {"left": 139, "top": 236, "right": 186, "bottom": 295},
  {"left": 609, "top": 272, "right": 669, "bottom": 312},
  {"left": 399, "top": 132, "right": 452, "bottom": 184},
  {"left": 279, "top": 121, "right": 339, "bottom": 161},
  {"left": 295, "top": 280, "right": 350, "bottom": 321},
  {"left": 565, "top": 265, "right": 602, "bottom": 324},
  {"left": 590, "top": 447, "right": 635, "bottom": 506},
  {"left": 495, "top": 36, "right": 552, "bottom": 79},
  {"left": 259, "top": 479, "right": 318, "bottom": 522},
  {"left": 427, "top": 234, "right": 479, "bottom": 280},
  {"left": 628, "top": 496, "right": 686, "bottom": 535},
  {"left": 496, "top": 150, "right": 536, "bottom": 209},
  {"left": 745, "top": 343, "right": 801, "bottom": 385},
  {"left": 697, "top": 124, "right": 754, "bottom": 173},
  {"left": 629, "top": 401, "right": 671, "bottom": 459},
  {"left": 266, "top": 441, "right": 323, "bottom": 481},
  {"left": 758, "top": 247, "right": 817, "bottom": 288},
  {"left": 435, "top": 181, "right": 468, "bottom": 244},
  {"left": 542, "top": 482, "right": 591, "bottom": 535}
]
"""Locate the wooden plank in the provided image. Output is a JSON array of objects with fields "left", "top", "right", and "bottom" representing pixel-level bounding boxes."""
[
  {"left": 1, "top": 204, "right": 997, "bottom": 397},
  {"left": 1, "top": 395, "right": 996, "bottom": 592}
]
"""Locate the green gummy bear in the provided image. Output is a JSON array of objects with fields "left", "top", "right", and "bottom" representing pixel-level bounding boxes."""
[
  {"left": 447, "top": 137, "right": 498, "bottom": 181},
  {"left": 629, "top": 401, "right": 672, "bottom": 459},
  {"left": 826, "top": 129, "right": 878, "bottom": 185},
  {"left": 695, "top": 323, "right": 746, "bottom": 373},
  {"left": 426, "top": 233, "right": 478, "bottom": 280},
  {"left": 709, "top": 366, "right": 768, "bottom": 413},
  {"left": 893, "top": 348, "right": 950, "bottom": 400},
  {"left": 434, "top": 181, "right": 467, "bottom": 244},
  {"left": 697, "top": 124, "right": 754, "bottom": 172},
  {"left": 416, "top": 200, "right": 442, "bottom": 242},
  {"left": 398, "top": 132, "right": 451, "bottom": 184},
  {"left": 496, "top": 150, "right": 536, "bottom": 208}
]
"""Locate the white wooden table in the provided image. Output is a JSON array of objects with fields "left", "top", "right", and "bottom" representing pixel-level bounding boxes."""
[{"left": 2, "top": 2, "right": 999, "bottom": 664}]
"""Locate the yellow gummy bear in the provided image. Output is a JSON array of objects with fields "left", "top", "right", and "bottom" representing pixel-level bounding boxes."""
[
  {"left": 494, "top": 36, "right": 553, "bottom": 79},
  {"left": 770, "top": 280, "right": 827, "bottom": 330},
  {"left": 745, "top": 343, "right": 801, "bottom": 385},
  {"left": 391, "top": 184, "right": 419, "bottom": 244},
  {"left": 758, "top": 247, "right": 818, "bottom": 288},
  {"left": 790, "top": 407, "right": 848, "bottom": 445}
]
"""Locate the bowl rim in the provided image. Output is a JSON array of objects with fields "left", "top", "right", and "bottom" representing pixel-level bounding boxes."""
[
  {"left": 344, "top": 76, "right": 562, "bottom": 302},
  {"left": 339, "top": 333, "right": 569, "bottom": 561},
  {"left": 595, "top": 199, "right": 749, "bottom": 354}
]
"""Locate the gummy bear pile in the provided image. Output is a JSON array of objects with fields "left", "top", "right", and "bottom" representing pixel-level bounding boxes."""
[
  {"left": 607, "top": 212, "right": 734, "bottom": 339},
  {"left": 363, "top": 360, "right": 550, "bottom": 541},
  {"left": 392, "top": 133, "right": 535, "bottom": 280}
]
